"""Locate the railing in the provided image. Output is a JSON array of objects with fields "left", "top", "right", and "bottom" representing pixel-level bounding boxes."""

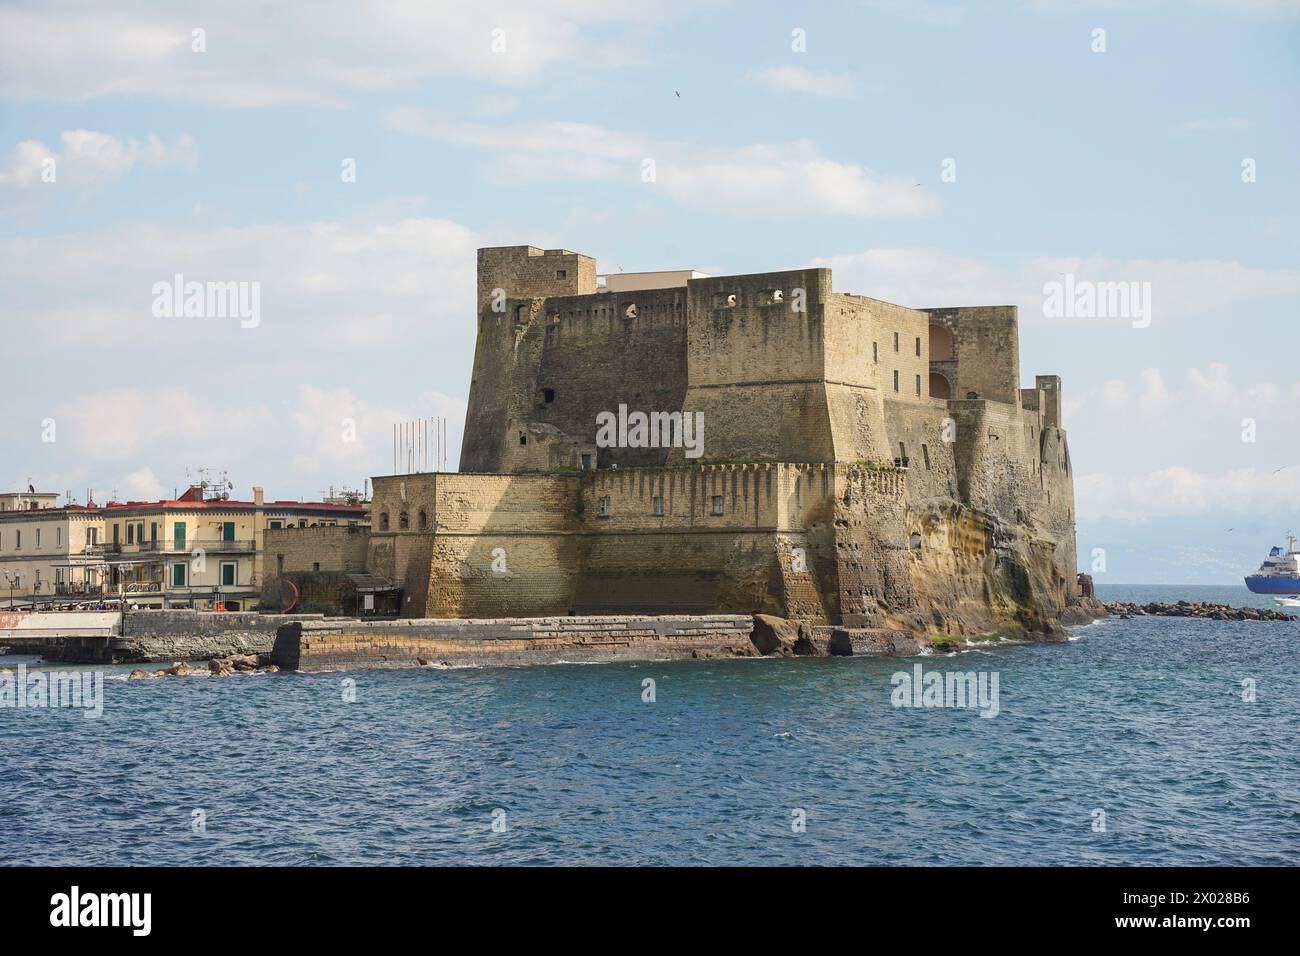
[
  {"left": 55, "top": 583, "right": 106, "bottom": 596},
  {"left": 101, "top": 539, "right": 256, "bottom": 554}
]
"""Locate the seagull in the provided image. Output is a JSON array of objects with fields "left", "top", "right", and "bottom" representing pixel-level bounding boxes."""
[
  {"left": 674, "top": 91, "right": 681, "bottom": 98},
  {"left": 1273, "top": 465, "right": 1290, "bottom": 474}
]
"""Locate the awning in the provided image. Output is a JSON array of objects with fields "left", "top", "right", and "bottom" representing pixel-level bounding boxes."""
[{"left": 345, "top": 574, "right": 400, "bottom": 593}]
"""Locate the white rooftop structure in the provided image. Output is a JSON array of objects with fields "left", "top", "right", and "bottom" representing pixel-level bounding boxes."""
[{"left": 598, "top": 270, "right": 711, "bottom": 293}]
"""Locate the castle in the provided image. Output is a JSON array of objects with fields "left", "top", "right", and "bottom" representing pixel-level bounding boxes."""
[{"left": 276, "top": 244, "right": 1085, "bottom": 639}]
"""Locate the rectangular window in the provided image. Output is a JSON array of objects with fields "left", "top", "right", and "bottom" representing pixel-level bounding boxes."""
[
  {"left": 16, "top": 530, "right": 21, "bottom": 548},
  {"left": 150, "top": 522, "right": 157, "bottom": 544},
  {"left": 915, "top": 336, "right": 921, "bottom": 356},
  {"left": 221, "top": 562, "right": 236, "bottom": 586},
  {"left": 893, "top": 370, "right": 899, "bottom": 392},
  {"left": 580, "top": 454, "right": 591, "bottom": 471},
  {"left": 598, "top": 495, "right": 611, "bottom": 517},
  {"left": 56, "top": 527, "right": 62, "bottom": 547},
  {"left": 711, "top": 495, "right": 724, "bottom": 516},
  {"left": 112, "top": 525, "right": 119, "bottom": 545},
  {"left": 127, "top": 523, "right": 134, "bottom": 544},
  {"left": 269, "top": 520, "right": 282, "bottom": 530},
  {"left": 893, "top": 332, "right": 899, "bottom": 352},
  {"left": 36, "top": 528, "right": 41, "bottom": 548},
  {"left": 222, "top": 521, "right": 235, "bottom": 542},
  {"left": 652, "top": 496, "right": 664, "bottom": 516},
  {"left": 172, "top": 563, "right": 186, "bottom": 587},
  {"left": 916, "top": 374, "right": 922, "bottom": 396},
  {"left": 873, "top": 342, "right": 878, "bottom": 363},
  {"left": 555, "top": 269, "right": 567, "bottom": 279},
  {"left": 173, "top": 523, "right": 185, "bottom": 550}
]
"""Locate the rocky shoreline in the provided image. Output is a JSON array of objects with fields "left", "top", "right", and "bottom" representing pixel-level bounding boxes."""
[
  {"left": 127, "top": 653, "right": 280, "bottom": 680},
  {"left": 1102, "top": 600, "right": 1295, "bottom": 622}
]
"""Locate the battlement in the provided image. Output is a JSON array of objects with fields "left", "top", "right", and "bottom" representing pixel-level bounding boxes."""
[
  {"left": 464, "top": 244, "right": 1065, "bottom": 477},
  {"left": 477, "top": 245, "right": 598, "bottom": 311}
]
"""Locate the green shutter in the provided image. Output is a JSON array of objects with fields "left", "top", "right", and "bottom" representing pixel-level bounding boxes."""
[
  {"left": 172, "top": 563, "right": 185, "bottom": 587},
  {"left": 222, "top": 521, "right": 235, "bottom": 542},
  {"left": 174, "top": 523, "right": 185, "bottom": 550},
  {"left": 222, "top": 563, "right": 235, "bottom": 586}
]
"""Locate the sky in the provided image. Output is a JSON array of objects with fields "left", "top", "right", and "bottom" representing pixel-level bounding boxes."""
[{"left": 1, "top": 0, "right": 1297, "bottom": 584}]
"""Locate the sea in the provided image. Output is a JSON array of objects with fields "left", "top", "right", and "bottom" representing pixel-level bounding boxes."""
[{"left": 1, "top": 583, "right": 1297, "bottom": 866}]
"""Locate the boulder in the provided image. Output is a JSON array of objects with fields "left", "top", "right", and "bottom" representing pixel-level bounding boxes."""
[
  {"left": 160, "top": 661, "right": 202, "bottom": 677},
  {"left": 750, "top": 614, "right": 800, "bottom": 656}
]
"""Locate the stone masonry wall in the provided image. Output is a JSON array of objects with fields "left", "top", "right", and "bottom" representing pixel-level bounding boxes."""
[{"left": 273, "top": 614, "right": 757, "bottom": 671}]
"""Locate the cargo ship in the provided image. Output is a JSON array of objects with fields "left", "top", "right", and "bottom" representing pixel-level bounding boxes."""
[{"left": 1244, "top": 532, "right": 1300, "bottom": 595}]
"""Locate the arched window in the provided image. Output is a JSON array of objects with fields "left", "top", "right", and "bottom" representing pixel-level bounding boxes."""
[
  {"left": 379, "top": 512, "right": 389, "bottom": 531},
  {"left": 398, "top": 511, "right": 409, "bottom": 529},
  {"left": 418, "top": 509, "right": 428, "bottom": 530},
  {"left": 929, "top": 323, "right": 954, "bottom": 361},
  {"left": 929, "top": 372, "right": 952, "bottom": 399}
]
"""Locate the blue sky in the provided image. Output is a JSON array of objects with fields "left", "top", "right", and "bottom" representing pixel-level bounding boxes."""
[{"left": 1, "top": 0, "right": 1298, "bottom": 583}]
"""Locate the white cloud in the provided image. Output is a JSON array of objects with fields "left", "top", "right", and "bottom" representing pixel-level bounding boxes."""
[
  {"left": 386, "top": 111, "right": 938, "bottom": 219},
  {"left": 1078, "top": 466, "right": 1300, "bottom": 522},
  {"left": 0, "top": 216, "right": 480, "bottom": 346},
  {"left": 805, "top": 246, "right": 1300, "bottom": 318},
  {"left": 0, "top": 1, "right": 701, "bottom": 107},
  {"left": 659, "top": 142, "right": 938, "bottom": 218},
  {"left": 0, "top": 130, "right": 196, "bottom": 189},
  {"left": 4, "top": 214, "right": 481, "bottom": 494},
  {"left": 50, "top": 386, "right": 273, "bottom": 463},
  {"left": 746, "top": 66, "right": 863, "bottom": 98},
  {"left": 287, "top": 385, "right": 466, "bottom": 475},
  {"left": 805, "top": 247, "right": 1014, "bottom": 306},
  {"left": 1136, "top": 368, "right": 1170, "bottom": 418}
]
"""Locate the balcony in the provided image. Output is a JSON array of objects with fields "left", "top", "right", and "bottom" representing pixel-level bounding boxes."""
[
  {"left": 55, "top": 582, "right": 106, "bottom": 597},
  {"left": 107, "top": 539, "right": 256, "bottom": 555}
]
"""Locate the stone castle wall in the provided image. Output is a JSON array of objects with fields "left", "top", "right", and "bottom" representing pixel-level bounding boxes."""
[{"left": 367, "top": 244, "right": 1089, "bottom": 637}]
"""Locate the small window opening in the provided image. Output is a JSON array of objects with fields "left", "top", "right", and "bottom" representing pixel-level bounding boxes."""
[
  {"left": 598, "top": 495, "right": 611, "bottom": 517},
  {"left": 711, "top": 495, "right": 724, "bottom": 516},
  {"left": 652, "top": 496, "right": 664, "bottom": 516},
  {"left": 519, "top": 432, "right": 528, "bottom": 446}
]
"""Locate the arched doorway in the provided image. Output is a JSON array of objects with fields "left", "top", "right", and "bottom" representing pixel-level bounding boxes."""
[
  {"left": 929, "top": 372, "right": 952, "bottom": 399},
  {"left": 928, "top": 323, "right": 953, "bottom": 361}
]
